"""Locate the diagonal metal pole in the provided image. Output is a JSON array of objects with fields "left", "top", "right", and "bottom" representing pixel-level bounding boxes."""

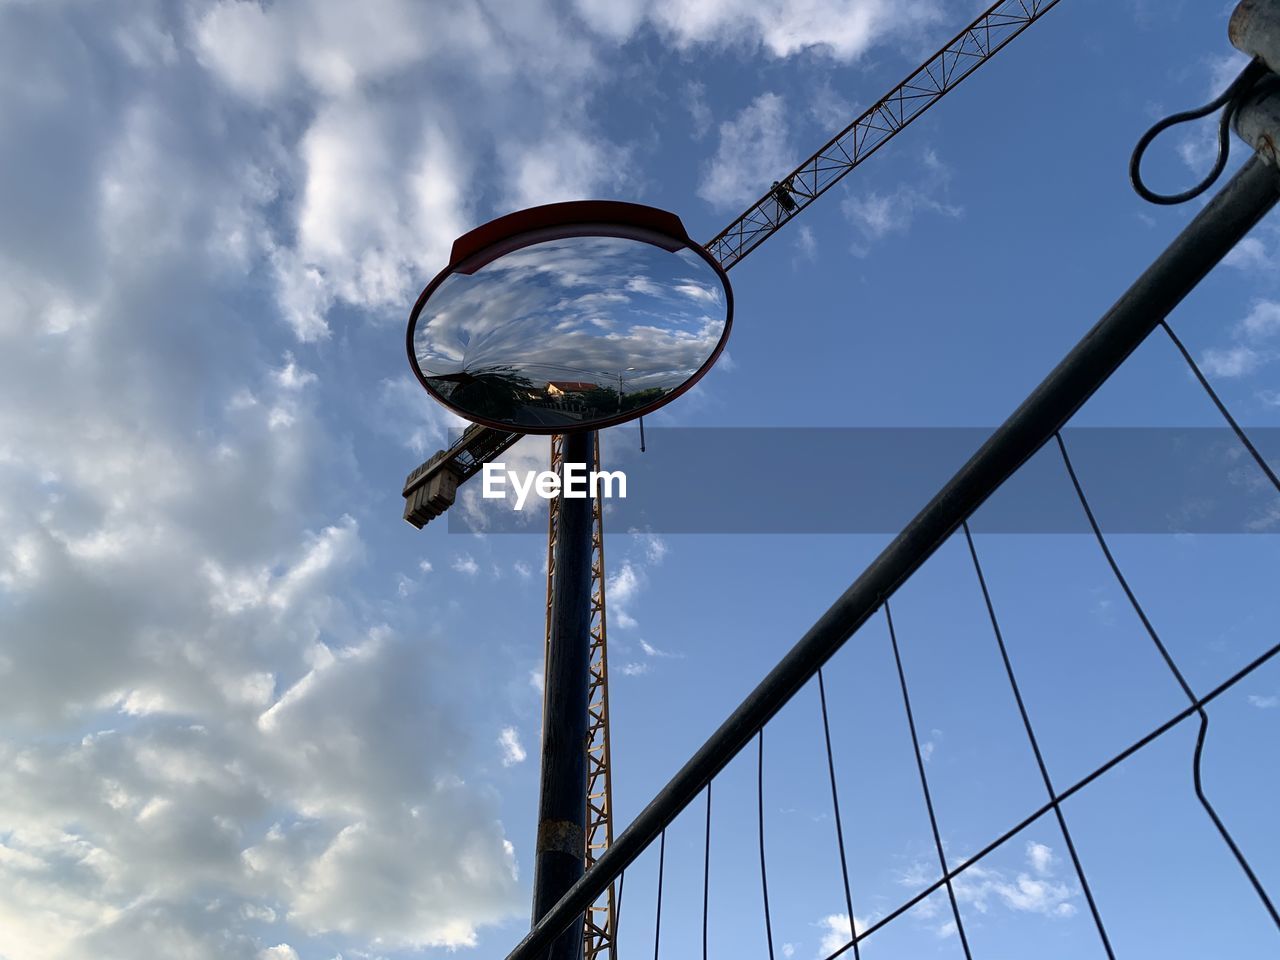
[
  {"left": 503, "top": 150, "right": 1280, "bottom": 960},
  {"left": 532, "top": 428, "right": 596, "bottom": 960}
]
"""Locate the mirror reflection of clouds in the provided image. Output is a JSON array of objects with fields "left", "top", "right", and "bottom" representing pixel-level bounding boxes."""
[{"left": 412, "top": 236, "right": 728, "bottom": 427}]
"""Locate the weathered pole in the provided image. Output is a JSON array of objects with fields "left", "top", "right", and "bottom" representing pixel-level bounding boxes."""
[{"left": 531, "top": 428, "right": 595, "bottom": 960}]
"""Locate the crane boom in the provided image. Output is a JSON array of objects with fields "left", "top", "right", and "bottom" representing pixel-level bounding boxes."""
[
  {"left": 401, "top": 0, "right": 1064, "bottom": 525},
  {"left": 706, "top": 0, "right": 1062, "bottom": 269}
]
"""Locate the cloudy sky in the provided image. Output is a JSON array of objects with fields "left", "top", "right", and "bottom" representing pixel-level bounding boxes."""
[{"left": 1, "top": 1, "right": 1278, "bottom": 959}]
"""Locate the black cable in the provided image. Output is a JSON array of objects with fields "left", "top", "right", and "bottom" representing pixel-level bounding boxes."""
[
  {"left": 1130, "top": 59, "right": 1268, "bottom": 205},
  {"left": 758, "top": 730, "right": 777, "bottom": 960},
  {"left": 817, "top": 667, "right": 860, "bottom": 960},
  {"left": 702, "top": 781, "right": 712, "bottom": 960},
  {"left": 884, "top": 600, "right": 974, "bottom": 959},
  {"left": 1056, "top": 431, "right": 1280, "bottom": 929},
  {"left": 613, "top": 869, "right": 625, "bottom": 959},
  {"left": 653, "top": 831, "right": 666, "bottom": 960},
  {"left": 961, "top": 520, "right": 1116, "bottom": 959},
  {"left": 1160, "top": 319, "right": 1280, "bottom": 495},
  {"left": 820, "top": 637, "right": 1280, "bottom": 960},
  {"left": 1163, "top": 316, "right": 1280, "bottom": 927}
]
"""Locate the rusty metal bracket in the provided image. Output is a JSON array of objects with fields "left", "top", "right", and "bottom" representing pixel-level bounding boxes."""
[
  {"left": 1235, "top": 76, "right": 1280, "bottom": 166},
  {"left": 1231, "top": 0, "right": 1280, "bottom": 75},
  {"left": 1231, "top": 0, "right": 1280, "bottom": 168}
]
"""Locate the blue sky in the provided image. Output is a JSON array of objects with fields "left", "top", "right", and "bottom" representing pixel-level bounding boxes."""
[{"left": 0, "top": 1, "right": 1278, "bottom": 959}]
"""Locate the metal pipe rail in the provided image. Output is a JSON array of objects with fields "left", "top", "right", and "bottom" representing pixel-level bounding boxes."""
[{"left": 501, "top": 151, "right": 1280, "bottom": 960}]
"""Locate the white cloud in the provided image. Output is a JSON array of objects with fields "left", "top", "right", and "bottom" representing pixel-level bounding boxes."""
[
  {"left": 1193, "top": 300, "right": 1280, "bottom": 382},
  {"left": 699, "top": 93, "right": 796, "bottom": 210},
  {"left": 272, "top": 517, "right": 362, "bottom": 611},
  {"left": 1223, "top": 237, "right": 1274, "bottom": 272},
  {"left": 498, "top": 726, "right": 528, "bottom": 766},
  {"left": 1239, "top": 300, "right": 1280, "bottom": 340},
  {"left": 1174, "top": 53, "right": 1252, "bottom": 184},
  {"left": 640, "top": 533, "right": 669, "bottom": 565},
  {"left": 601, "top": 536, "right": 672, "bottom": 633},
  {"left": 574, "top": 0, "right": 945, "bottom": 60},
  {"left": 193, "top": 0, "right": 625, "bottom": 347},
  {"left": 979, "top": 871, "right": 1076, "bottom": 918},
  {"left": 686, "top": 80, "right": 713, "bottom": 138},
  {"left": 1026, "top": 840, "right": 1054, "bottom": 876},
  {"left": 281, "top": 101, "right": 467, "bottom": 340},
  {"left": 1200, "top": 345, "right": 1261, "bottom": 379},
  {"left": 842, "top": 151, "right": 962, "bottom": 248},
  {"left": 193, "top": 0, "right": 294, "bottom": 102},
  {"left": 898, "top": 842, "right": 1079, "bottom": 938},
  {"left": 795, "top": 224, "right": 818, "bottom": 261},
  {"left": 273, "top": 354, "right": 318, "bottom": 391},
  {"left": 378, "top": 375, "right": 471, "bottom": 459},
  {"left": 919, "top": 727, "right": 941, "bottom": 762},
  {"left": 202, "top": 517, "right": 362, "bottom": 617},
  {"left": 452, "top": 554, "right": 481, "bottom": 576},
  {"left": 0, "top": 632, "right": 523, "bottom": 957},
  {"left": 1247, "top": 694, "right": 1278, "bottom": 709},
  {"left": 816, "top": 912, "right": 869, "bottom": 957},
  {"left": 808, "top": 78, "right": 857, "bottom": 132},
  {"left": 504, "top": 127, "right": 630, "bottom": 209},
  {"left": 194, "top": 0, "right": 477, "bottom": 102},
  {"left": 607, "top": 561, "right": 644, "bottom": 629},
  {"left": 0, "top": 3, "right": 532, "bottom": 954},
  {"left": 639, "top": 638, "right": 681, "bottom": 659},
  {"left": 1176, "top": 131, "right": 1219, "bottom": 181},
  {"left": 243, "top": 631, "right": 523, "bottom": 945},
  {"left": 1206, "top": 51, "right": 1253, "bottom": 96},
  {"left": 268, "top": 250, "right": 333, "bottom": 343}
]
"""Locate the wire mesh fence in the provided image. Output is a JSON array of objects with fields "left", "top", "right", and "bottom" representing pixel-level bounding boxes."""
[{"left": 597, "top": 347, "right": 1280, "bottom": 954}]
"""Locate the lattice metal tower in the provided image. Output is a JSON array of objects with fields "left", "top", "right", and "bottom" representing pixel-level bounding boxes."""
[{"left": 543, "top": 433, "right": 618, "bottom": 960}]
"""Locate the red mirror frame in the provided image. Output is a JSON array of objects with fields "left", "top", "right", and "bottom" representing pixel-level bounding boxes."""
[{"left": 406, "top": 199, "right": 734, "bottom": 434}]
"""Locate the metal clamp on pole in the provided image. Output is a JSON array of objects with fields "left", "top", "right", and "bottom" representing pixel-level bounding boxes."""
[
  {"left": 1235, "top": 74, "right": 1280, "bottom": 168},
  {"left": 1232, "top": 2, "right": 1280, "bottom": 166},
  {"left": 1231, "top": 0, "right": 1280, "bottom": 76}
]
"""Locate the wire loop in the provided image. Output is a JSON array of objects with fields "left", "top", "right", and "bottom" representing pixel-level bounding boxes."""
[{"left": 1130, "top": 58, "right": 1269, "bottom": 205}]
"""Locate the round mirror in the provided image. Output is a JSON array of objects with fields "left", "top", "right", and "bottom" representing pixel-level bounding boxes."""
[{"left": 407, "top": 201, "right": 733, "bottom": 433}]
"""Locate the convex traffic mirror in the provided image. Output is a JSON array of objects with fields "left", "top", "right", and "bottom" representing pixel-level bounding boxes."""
[{"left": 407, "top": 200, "right": 733, "bottom": 433}]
